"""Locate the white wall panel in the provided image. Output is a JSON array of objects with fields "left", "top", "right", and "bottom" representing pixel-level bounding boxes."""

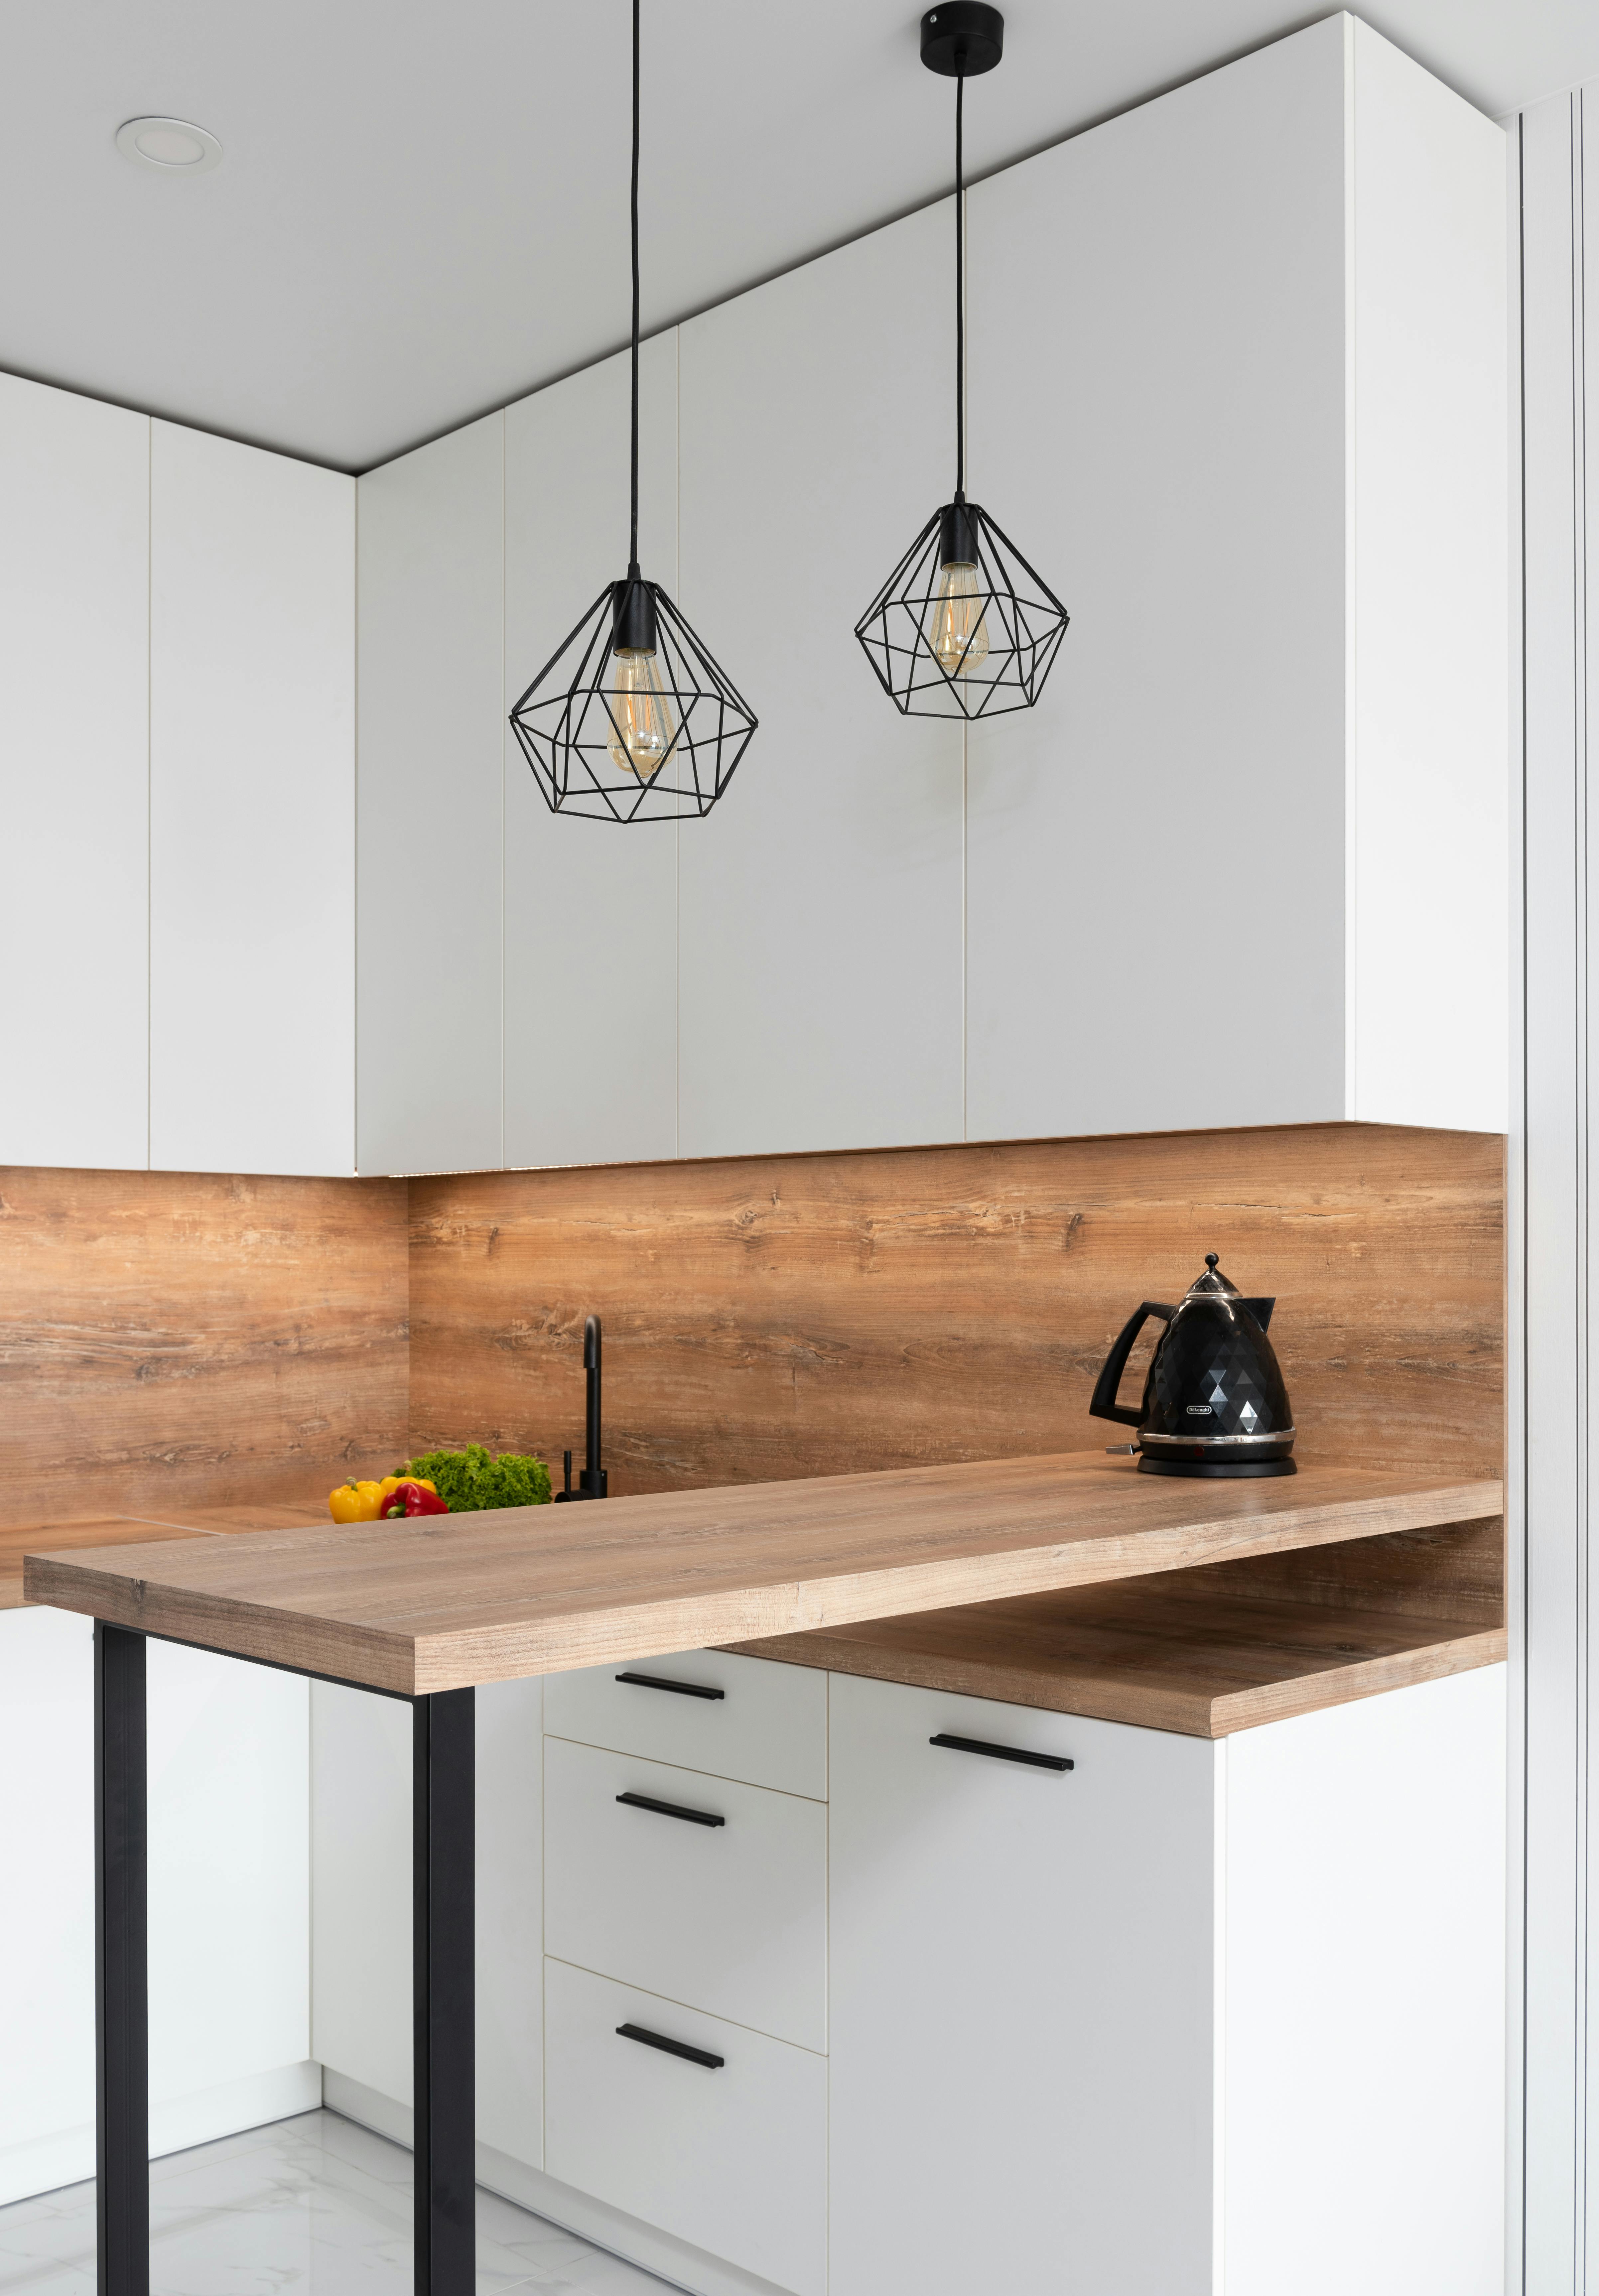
[
  {"left": 503, "top": 339, "right": 678, "bottom": 1168},
  {"left": 1348, "top": 21, "right": 1509, "bottom": 1131},
  {"left": 964, "top": 20, "right": 1349, "bottom": 1141},
  {"left": 0, "top": 1609, "right": 313, "bottom": 2206},
  {"left": 150, "top": 422, "right": 355, "bottom": 1174},
  {"left": 357, "top": 413, "right": 503, "bottom": 1175},
  {"left": 676, "top": 206, "right": 964, "bottom": 1160},
  {"left": 0, "top": 375, "right": 149, "bottom": 1169}
]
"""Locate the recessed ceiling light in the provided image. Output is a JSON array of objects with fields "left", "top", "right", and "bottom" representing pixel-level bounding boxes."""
[{"left": 115, "top": 117, "right": 223, "bottom": 174}]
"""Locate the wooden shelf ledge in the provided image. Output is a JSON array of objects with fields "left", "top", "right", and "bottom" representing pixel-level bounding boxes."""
[
  {"left": 728, "top": 1569, "right": 1506, "bottom": 1738},
  {"left": 22, "top": 1453, "right": 1502, "bottom": 1695}
]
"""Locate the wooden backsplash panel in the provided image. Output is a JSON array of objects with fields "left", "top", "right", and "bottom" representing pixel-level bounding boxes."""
[
  {"left": 408, "top": 1122, "right": 1504, "bottom": 1495},
  {"left": 0, "top": 1167, "right": 408, "bottom": 1524}
]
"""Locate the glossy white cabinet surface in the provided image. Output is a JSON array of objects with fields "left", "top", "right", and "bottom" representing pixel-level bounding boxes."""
[
  {"left": 544, "top": 1958, "right": 826, "bottom": 2296},
  {"left": 544, "top": 1738, "right": 827, "bottom": 2052},
  {"left": 0, "top": 1609, "right": 316, "bottom": 2208},
  {"left": 0, "top": 374, "right": 149, "bottom": 1171},
  {"left": 544, "top": 1648, "right": 827, "bottom": 1800},
  {"left": 965, "top": 15, "right": 1508, "bottom": 1142},
  {"left": 828, "top": 1673, "right": 1216, "bottom": 2296},
  {"left": 503, "top": 338, "right": 679, "bottom": 1171},
  {"left": 356, "top": 411, "right": 504, "bottom": 1176},
  {"left": 310, "top": 1675, "right": 544, "bottom": 2165},
  {"left": 150, "top": 421, "right": 356, "bottom": 1174},
  {"left": 676, "top": 201, "right": 965, "bottom": 1161}
]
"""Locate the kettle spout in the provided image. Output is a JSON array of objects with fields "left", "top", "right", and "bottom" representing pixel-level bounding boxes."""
[{"left": 1241, "top": 1298, "right": 1275, "bottom": 1332}]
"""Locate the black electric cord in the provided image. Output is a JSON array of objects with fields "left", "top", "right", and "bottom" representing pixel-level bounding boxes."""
[
  {"left": 954, "top": 69, "right": 965, "bottom": 502},
  {"left": 629, "top": 0, "right": 641, "bottom": 574}
]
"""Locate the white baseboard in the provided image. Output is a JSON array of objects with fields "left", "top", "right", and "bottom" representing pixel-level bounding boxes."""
[
  {"left": 320, "top": 2067, "right": 796, "bottom": 2296},
  {"left": 0, "top": 2061, "right": 323, "bottom": 2210}
]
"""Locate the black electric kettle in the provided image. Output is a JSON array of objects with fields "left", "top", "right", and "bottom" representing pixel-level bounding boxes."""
[{"left": 1088, "top": 1253, "right": 1296, "bottom": 1477}]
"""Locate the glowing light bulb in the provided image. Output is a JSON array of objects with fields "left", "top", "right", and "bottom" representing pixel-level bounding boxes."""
[
  {"left": 929, "top": 561, "right": 989, "bottom": 676},
  {"left": 606, "top": 648, "right": 677, "bottom": 779}
]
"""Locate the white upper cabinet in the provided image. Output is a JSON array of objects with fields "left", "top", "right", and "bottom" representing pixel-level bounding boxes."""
[
  {"left": 357, "top": 412, "right": 504, "bottom": 1177},
  {"left": 0, "top": 375, "right": 150, "bottom": 1171},
  {"left": 502, "top": 338, "right": 679, "bottom": 1171},
  {"left": 150, "top": 423, "right": 356, "bottom": 1175},
  {"left": 676, "top": 205, "right": 965, "bottom": 1161},
  {"left": 964, "top": 16, "right": 1508, "bottom": 1140}
]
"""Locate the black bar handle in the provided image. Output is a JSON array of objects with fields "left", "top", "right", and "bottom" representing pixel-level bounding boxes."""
[
  {"left": 1087, "top": 1301, "right": 1177, "bottom": 1428},
  {"left": 616, "top": 1790, "right": 726, "bottom": 1828},
  {"left": 930, "top": 1732, "right": 1074, "bottom": 1772},
  {"left": 615, "top": 1670, "right": 726, "bottom": 1701},
  {"left": 616, "top": 2021, "right": 724, "bottom": 2070}
]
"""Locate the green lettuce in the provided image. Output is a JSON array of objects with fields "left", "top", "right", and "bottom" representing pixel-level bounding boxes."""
[{"left": 402, "top": 1443, "right": 552, "bottom": 1512}]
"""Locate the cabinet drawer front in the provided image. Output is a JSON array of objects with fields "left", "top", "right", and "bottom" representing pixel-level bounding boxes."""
[
  {"left": 545, "top": 1958, "right": 825, "bottom": 2296},
  {"left": 544, "top": 1648, "right": 826, "bottom": 1799},
  {"left": 544, "top": 1738, "right": 827, "bottom": 2051}
]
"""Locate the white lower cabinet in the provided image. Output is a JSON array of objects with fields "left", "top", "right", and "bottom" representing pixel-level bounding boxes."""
[
  {"left": 308, "top": 1647, "right": 1504, "bottom": 2296},
  {"left": 828, "top": 1674, "right": 1217, "bottom": 2296},
  {"left": 543, "top": 1737, "right": 827, "bottom": 2051},
  {"left": 544, "top": 1960, "right": 827, "bottom": 2296}
]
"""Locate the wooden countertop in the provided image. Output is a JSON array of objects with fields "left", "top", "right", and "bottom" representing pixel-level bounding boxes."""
[
  {"left": 0, "top": 1502, "right": 331, "bottom": 1611},
  {"left": 729, "top": 1575, "right": 1506, "bottom": 1737},
  {"left": 23, "top": 1453, "right": 1501, "bottom": 1696}
]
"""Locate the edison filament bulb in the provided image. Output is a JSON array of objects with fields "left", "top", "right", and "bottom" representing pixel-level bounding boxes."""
[
  {"left": 929, "top": 560, "right": 990, "bottom": 676},
  {"left": 606, "top": 647, "right": 677, "bottom": 778}
]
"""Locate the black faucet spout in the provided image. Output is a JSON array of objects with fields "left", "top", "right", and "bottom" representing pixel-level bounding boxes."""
[{"left": 555, "top": 1314, "right": 608, "bottom": 1500}]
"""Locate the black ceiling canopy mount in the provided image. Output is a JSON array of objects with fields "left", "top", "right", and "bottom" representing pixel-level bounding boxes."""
[{"left": 919, "top": 3, "right": 1005, "bottom": 78}]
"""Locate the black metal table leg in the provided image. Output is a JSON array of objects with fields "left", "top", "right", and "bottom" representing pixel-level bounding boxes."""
[
  {"left": 94, "top": 1622, "right": 149, "bottom": 2296},
  {"left": 414, "top": 1688, "right": 475, "bottom": 2296}
]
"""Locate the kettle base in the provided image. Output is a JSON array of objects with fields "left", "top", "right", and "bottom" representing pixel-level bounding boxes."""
[{"left": 1136, "top": 1456, "right": 1298, "bottom": 1478}]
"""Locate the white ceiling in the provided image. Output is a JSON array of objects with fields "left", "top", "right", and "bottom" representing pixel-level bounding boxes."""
[{"left": 4, "top": 0, "right": 1594, "bottom": 473}]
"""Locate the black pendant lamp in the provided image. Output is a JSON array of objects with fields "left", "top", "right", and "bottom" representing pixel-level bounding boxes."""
[
  {"left": 509, "top": 1, "right": 757, "bottom": 822},
  {"left": 856, "top": 4, "right": 1070, "bottom": 719}
]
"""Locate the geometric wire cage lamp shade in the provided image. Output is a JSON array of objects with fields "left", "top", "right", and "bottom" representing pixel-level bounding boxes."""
[
  {"left": 509, "top": 574, "right": 757, "bottom": 823},
  {"left": 854, "top": 495, "right": 1069, "bottom": 720},
  {"left": 857, "top": 2, "right": 1069, "bottom": 724},
  {"left": 505, "top": 0, "right": 756, "bottom": 823}
]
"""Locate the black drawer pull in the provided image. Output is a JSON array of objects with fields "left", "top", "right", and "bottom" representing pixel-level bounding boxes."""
[
  {"left": 930, "top": 1732, "right": 1073, "bottom": 1772},
  {"left": 616, "top": 1790, "right": 726, "bottom": 1828},
  {"left": 615, "top": 1670, "right": 726, "bottom": 1701},
  {"left": 616, "top": 2021, "right": 725, "bottom": 2069}
]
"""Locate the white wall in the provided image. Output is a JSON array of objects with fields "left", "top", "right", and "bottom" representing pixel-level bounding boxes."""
[
  {"left": 1515, "top": 72, "right": 1599, "bottom": 2296},
  {"left": 0, "top": 1609, "right": 315, "bottom": 2206}
]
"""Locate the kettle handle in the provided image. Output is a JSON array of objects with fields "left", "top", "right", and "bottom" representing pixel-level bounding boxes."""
[{"left": 1088, "top": 1302, "right": 1177, "bottom": 1428}]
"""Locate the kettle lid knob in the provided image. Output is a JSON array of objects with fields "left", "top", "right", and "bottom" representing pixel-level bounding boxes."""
[{"left": 1205, "top": 1252, "right": 1219, "bottom": 1269}]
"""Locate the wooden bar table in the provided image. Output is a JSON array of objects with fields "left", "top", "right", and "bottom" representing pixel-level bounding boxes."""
[{"left": 24, "top": 1451, "right": 1500, "bottom": 2296}]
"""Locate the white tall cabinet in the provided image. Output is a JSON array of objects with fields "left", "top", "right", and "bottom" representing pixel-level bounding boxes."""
[{"left": 0, "top": 374, "right": 150, "bottom": 1171}]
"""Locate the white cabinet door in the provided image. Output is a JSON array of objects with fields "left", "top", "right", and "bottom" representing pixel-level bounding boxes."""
[
  {"left": 545, "top": 1958, "right": 826, "bottom": 2296},
  {"left": 676, "top": 203, "right": 965, "bottom": 1160},
  {"left": 310, "top": 1676, "right": 543, "bottom": 2167},
  {"left": 964, "top": 17, "right": 1507, "bottom": 1143},
  {"left": 544, "top": 1738, "right": 827, "bottom": 2050},
  {"left": 827, "top": 1673, "right": 1216, "bottom": 2296},
  {"left": 0, "top": 1609, "right": 315, "bottom": 2207},
  {"left": 356, "top": 412, "right": 504, "bottom": 1177},
  {"left": 503, "top": 338, "right": 679, "bottom": 1170},
  {"left": 0, "top": 374, "right": 149, "bottom": 1170},
  {"left": 150, "top": 421, "right": 355, "bottom": 1175}
]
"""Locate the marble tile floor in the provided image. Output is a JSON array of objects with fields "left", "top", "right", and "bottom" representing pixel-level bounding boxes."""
[{"left": 0, "top": 2109, "right": 675, "bottom": 2296}]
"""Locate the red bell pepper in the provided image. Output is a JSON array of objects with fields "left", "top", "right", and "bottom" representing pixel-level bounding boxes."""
[{"left": 382, "top": 1481, "right": 449, "bottom": 1519}]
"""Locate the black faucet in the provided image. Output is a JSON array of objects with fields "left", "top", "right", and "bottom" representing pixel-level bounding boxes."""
[{"left": 554, "top": 1314, "right": 608, "bottom": 1501}]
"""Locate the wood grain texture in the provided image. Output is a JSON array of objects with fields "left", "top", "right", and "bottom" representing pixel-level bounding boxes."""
[
  {"left": 0, "top": 1166, "right": 408, "bottom": 1526},
  {"left": 407, "top": 1122, "right": 1504, "bottom": 1497},
  {"left": 729, "top": 1576, "right": 1505, "bottom": 1737},
  {"left": 0, "top": 1500, "right": 337, "bottom": 1609},
  {"left": 24, "top": 1452, "right": 1502, "bottom": 1695}
]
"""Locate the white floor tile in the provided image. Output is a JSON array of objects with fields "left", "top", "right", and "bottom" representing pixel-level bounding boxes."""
[{"left": 0, "top": 2112, "right": 673, "bottom": 2296}]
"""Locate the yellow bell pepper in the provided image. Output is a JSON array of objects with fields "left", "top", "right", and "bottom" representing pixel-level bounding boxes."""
[
  {"left": 328, "top": 1479, "right": 385, "bottom": 1524},
  {"left": 378, "top": 1473, "right": 436, "bottom": 1503}
]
